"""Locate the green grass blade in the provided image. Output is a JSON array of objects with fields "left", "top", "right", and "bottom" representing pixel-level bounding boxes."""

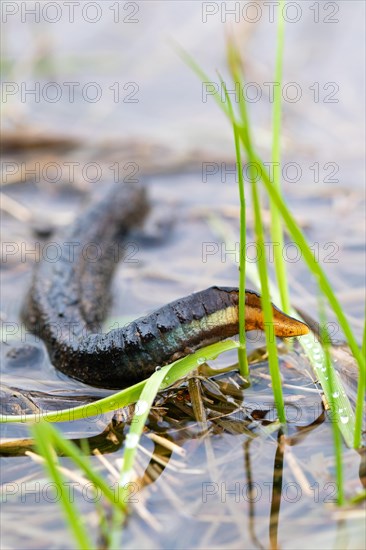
[
  {"left": 219, "top": 72, "right": 248, "bottom": 378},
  {"left": 0, "top": 378, "right": 145, "bottom": 424},
  {"left": 355, "top": 313, "right": 366, "bottom": 446},
  {"left": 171, "top": 40, "right": 231, "bottom": 120},
  {"left": 32, "top": 422, "right": 95, "bottom": 550},
  {"left": 250, "top": 178, "right": 286, "bottom": 424},
  {"left": 43, "top": 422, "right": 126, "bottom": 510},
  {"left": 110, "top": 368, "right": 170, "bottom": 549},
  {"left": 118, "top": 367, "right": 168, "bottom": 490},
  {"left": 0, "top": 340, "right": 238, "bottom": 424},
  {"left": 270, "top": 0, "right": 291, "bottom": 314},
  {"left": 225, "top": 41, "right": 286, "bottom": 425},
  {"left": 318, "top": 297, "right": 344, "bottom": 505},
  {"left": 349, "top": 490, "right": 366, "bottom": 505},
  {"left": 296, "top": 331, "right": 356, "bottom": 448}
]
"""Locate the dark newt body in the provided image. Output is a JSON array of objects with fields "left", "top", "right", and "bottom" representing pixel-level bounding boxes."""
[{"left": 24, "top": 183, "right": 309, "bottom": 389}]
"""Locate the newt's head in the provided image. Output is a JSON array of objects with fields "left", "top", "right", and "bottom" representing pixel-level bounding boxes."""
[
  {"left": 202, "top": 287, "right": 310, "bottom": 338},
  {"left": 244, "top": 290, "right": 309, "bottom": 337}
]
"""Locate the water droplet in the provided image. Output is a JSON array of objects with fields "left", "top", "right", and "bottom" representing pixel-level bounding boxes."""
[
  {"left": 119, "top": 470, "right": 132, "bottom": 486},
  {"left": 197, "top": 357, "right": 206, "bottom": 365},
  {"left": 135, "top": 399, "right": 149, "bottom": 416},
  {"left": 332, "top": 391, "right": 339, "bottom": 399},
  {"left": 155, "top": 365, "right": 161, "bottom": 371},
  {"left": 338, "top": 408, "right": 344, "bottom": 414},
  {"left": 125, "top": 433, "right": 139, "bottom": 449},
  {"left": 226, "top": 396, "right": 235, "bottom": 403},
  {"left": 340, "top": 415, "right": 349, "bottom": 424}
]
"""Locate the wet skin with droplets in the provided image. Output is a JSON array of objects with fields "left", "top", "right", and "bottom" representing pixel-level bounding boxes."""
[{"left": 23, "top": 183, "right": 309, "bottom": 389}]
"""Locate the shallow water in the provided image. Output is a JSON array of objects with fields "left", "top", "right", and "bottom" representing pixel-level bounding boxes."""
[
  {"left": 1, "top": 2, "right": 365, "bottom": 549},
  {"left": 1, "top": 169, "right": 365, "bottom": 549}
]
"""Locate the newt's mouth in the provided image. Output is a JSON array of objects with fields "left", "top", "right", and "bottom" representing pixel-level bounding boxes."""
[{"left": 243, "top": 289, "right": 310, "bottom": 337}]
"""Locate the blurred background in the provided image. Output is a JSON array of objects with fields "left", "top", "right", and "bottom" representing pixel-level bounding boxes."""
[{"left": 1, "top": 0, "right": 365, "bottom": 165}]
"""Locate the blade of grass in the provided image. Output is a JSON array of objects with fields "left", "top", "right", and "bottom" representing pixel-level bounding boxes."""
[
  {"left": 318, "top": 295, "right": 344, "bottom": 505},
  {"left": 348, "top": 490, "right": 366, "bottom": 505},
  {"left": 41, "top": 422, "right": 126, "bottom": 510},
  {"left": 118, "top": 367, "right": 168, "bottom": 491},
  {"left": 0, "top": 340, "right": 238, "bottom": 424},
  {"left": 171, "top": 39, "right": 231, "bottom": 120},
  {"left": 109, "top": 367, "right": 169, "bottom": 549},
  {"left": 32, "top": 422, "right": 95, "bottom": 550},
  {"left": 356, "top": 313, "right": 366, "bottom": 445},
  {"left": 270, "top": 0, "right": 291, "bottom": 314},
  {"left": 226, "top": 38, "right": 286, "bottom": 425},
  {"left": 219, "top": 71, "right": 248, "bottom": 378},
  {"left": 249, "top": 176, "right": 286, "bottom": 425}
]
